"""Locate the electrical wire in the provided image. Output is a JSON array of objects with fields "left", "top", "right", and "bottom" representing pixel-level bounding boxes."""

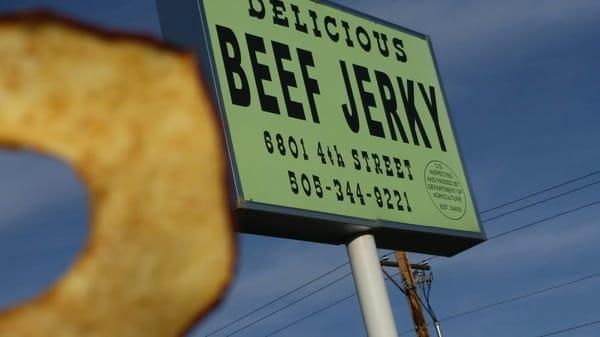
[
  {"left": 534, "top": 318, "right": 600, "bottom": 337},
  {"left": 262, "top": 293, "right": 357, "bottom": 337},
  {"left": 207, "top": 172, "right": 600, "bottom": 336},
  {"left": 204, "top": 251, "right": 395, "bottom": 337},
  {"left": 481, "top": 180, "right": 600, "bottom": 223},
  {"left": 203, "top": 261, "right": 348, "bottom": 337},
  {"left": 382, "top": 267, "right": 438, "bottom": 323},
  {"left": 381, "top": 268, "right": 407, "bottom": 296},
  {"left": 222, "top": 271, "right": 353, "bottom": 337},
  {"left": 266, "top": 269, "right": 600, "bottom": 337},
  {"left": 479, "top": 169, "right": 600, "bottom": 214},
  {"left": 416, "top": 269, "right": 437, "bottom": 323},
  {"left": 383, "top": 268, "right": 440, "bottom": 328},
  {"left": 397, "top": 272, "right": 600, "bottom": 335},
  {"left": 486, "top": 200, "right": 600, "bottom": 241},
  {"left": 418, "top": 199, "right": 600, "bottom": 265},
  {"left": 255, "top": 201, "right": 600, "bottom": 337},
  {"left": 243, "top": 270, "right": 401, "bottom": 337},
  {"left": 217, "top": 199, "right": 600, "bottom": 336}
]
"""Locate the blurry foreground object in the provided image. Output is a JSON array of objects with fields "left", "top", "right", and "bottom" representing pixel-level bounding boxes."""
[{"left": 0, "top": 13, "right": 234, "bottom": 337}]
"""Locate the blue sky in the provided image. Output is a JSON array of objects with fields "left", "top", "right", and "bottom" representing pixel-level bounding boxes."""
[{"left": 1, "top": 1, "right": 600, "bottom": 337}]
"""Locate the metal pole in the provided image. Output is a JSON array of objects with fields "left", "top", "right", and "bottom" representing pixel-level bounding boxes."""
[
  {"left": 347, "top": 233, "right": 399, "bottom": 337},
  {"left": 433, "top": 321, "right": 443, "bottom": 337}
]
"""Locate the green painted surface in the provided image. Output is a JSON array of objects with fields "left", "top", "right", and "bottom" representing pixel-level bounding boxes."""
[{"left": 202, "top": 0, "right": 481, "bottom": 233}]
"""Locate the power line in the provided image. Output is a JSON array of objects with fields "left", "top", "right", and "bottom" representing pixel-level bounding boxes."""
[
  {"left": 396, "top": 272, "right": 600, "bottom": 335},
  {"left": 223, "top": 199, "right": 600, "bottom": 336},
  {"left": 481, "top": 180, "right": 600, "bottom": 222},
  {"left": 262, "top": 293, "right": 357, "bottom": 337},
  {"left": 419, "top": 199, "right": 600, "bottom": 265},
  {"left": 222, "top": 271, "right": 353, "bottom": 337},
  {"left": 203, "top": 261, "right": 348, "bottom": 337},
  {"left": 480, "top": 169, "right": 600, "bottom": 214},
  {"left": 256, "top": 201, "right": 600, "bottom": 337},
  {"left": 268, "top": 269, "right": 600, "bottom": 337},
  {"left": 534, "top": 318, "right": 600, "bottom": 337},
  {"left": 383, "top": 267, "right": 441, "bottom": 331},
  {"left": 205, "top": 251, "right": 394, "bottom": 337},
  {"left": 211, "top": 172, "right": 600, "bottom": 336},
  {"left": 443, "top": 273, "right": 600, "bottom": 322},
  {"left": 261, "top": 271, "right": 401, "bottom": 337},
  {"left": 382, "top": 268, "right": 407, "bottom": 296},
  {"left": 487, "top": 200, "right": 600, "bottom": 241},
  {"left": 383, "top": 267, "right": 441, "bottom": 324}
]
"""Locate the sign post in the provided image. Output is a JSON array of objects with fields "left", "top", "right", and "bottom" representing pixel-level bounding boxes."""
[
  {"left": 156, "top": 0, "right": 485, "bottom": 255},
  {"left": 156, "top": 0, "right": 486, "bottom": 335},
  {"left": 347, "top": 234, "right": 398, "bottom": 337}
]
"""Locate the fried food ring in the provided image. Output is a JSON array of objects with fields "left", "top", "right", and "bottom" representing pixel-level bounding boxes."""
[{"left": 0, "top": 13, "right": 234, "bottom": 337}]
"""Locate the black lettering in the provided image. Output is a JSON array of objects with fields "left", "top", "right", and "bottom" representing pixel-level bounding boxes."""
[
  {"left": 246, "top": 33, "right": 279, "bottom": 114},
  {"left": 419, "top": 83, "right": 447, "bottom": 152},
  {"left": 341, "top": 20, "right": 354, "bottom": 47},
  {"left": 393, "top": 37, "right": 407, "bottom": 62},
  {"left": 404, "top": 160, "right": 414, "bottom": 180},
  {"left": 361, "top": 151, "right": 372, "bottom": 172},
  {"left": 356, "top": 26, "right": 371, "bottom": 52},
  {"left": 375, "top": 71, "right": 408, "bottom": 143},
  {"left": 298, "top": 48, "right": 321, "bottom": 123},
  {"left": 340, "top": 61, "right": 359, "bottom": 133},
  {"left": 324, "top": 16, "right": 339, "bottom": 42},
  {"left": 394, "top": 157, "right": 404, "bottom": 178},
  {"left": 269, "top": 0, "right": 289, "bottom": 27},
  {"left": 248, "top": 0, "right": 265, "bottom": 19},
  {"left": 354, "top": 64, "right": 384, "bottom": 138},
  {"left": 290, "top": 4, "right": 308, "bottom": 33},
  {"left": 352, "top": 149, "right": 361, "bottom": 170},
  {"left": 397, "top": 77, "right": 431, "bottom": 148},
  {"left": 373, "top": 31, "right": 389, "bottom": 57},
  {"left": 216, "top": 25, "right": 250, "bottom": 107},
  {"left": 308, "top": 10, "right": 322, "bottom": 37},
  {"left": 371, "top": 153, "right": 383, "bottom": 174},
  {"left": 272, "top": 41, "right": 304, "bottom": 120},
  {"left": 288, "top": 170, "right": 299, "bottom": 194},
  {"left": 382, "top": 155, "right": 393, "bottom": 176}
]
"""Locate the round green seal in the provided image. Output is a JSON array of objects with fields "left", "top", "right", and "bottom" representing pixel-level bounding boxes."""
[{"left": 424, "top": 160, "right": 467, "bottom": 220}]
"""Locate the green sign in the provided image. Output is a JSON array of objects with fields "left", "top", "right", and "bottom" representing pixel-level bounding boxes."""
[{"left": 157, "top": 0, "right": 485, "bottom": 255}]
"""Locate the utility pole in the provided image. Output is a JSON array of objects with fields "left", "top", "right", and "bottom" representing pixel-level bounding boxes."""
[{"left": 395, "top": 251, "right": 430, "bottom": 337}]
